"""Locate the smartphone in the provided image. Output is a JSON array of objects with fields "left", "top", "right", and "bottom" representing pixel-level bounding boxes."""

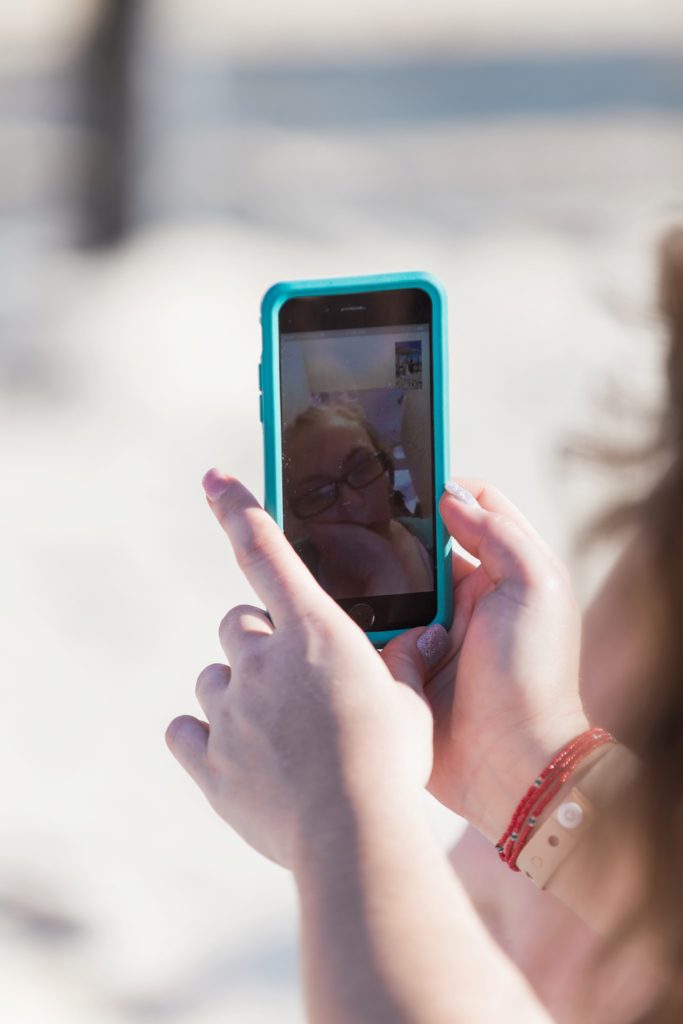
[{"left": 259, "top": 272, "right": 452, "bottom": 648}]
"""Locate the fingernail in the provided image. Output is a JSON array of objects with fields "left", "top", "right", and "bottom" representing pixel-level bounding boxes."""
[
  {"left": 416, "top": 623, "right": 450, "bottom": 669},
  {"left": 202, "top": 468, "right": 231, "bottom": 502},
  {"left": 444, "top": 480, "right": 478, "bottom": 506}
]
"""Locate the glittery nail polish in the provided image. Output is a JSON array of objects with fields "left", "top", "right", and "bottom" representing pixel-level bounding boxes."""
[
  {"left": 444, "top": 480, "right": 478, "bottom": 506},
  {"left": 416, "top": 623, "right": 450, "bottom": 668}
]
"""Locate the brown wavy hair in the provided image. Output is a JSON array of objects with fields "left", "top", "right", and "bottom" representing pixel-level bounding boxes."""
[{"left": 564, "top": 227, "right": 683, "bottom": 1022}]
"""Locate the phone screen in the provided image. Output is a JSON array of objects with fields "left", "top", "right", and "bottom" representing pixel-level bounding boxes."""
[{"left": 278, "top": 288, "right": 437, "bottom": 632}]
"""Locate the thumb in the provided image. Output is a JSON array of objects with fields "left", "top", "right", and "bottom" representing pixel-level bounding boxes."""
[
  {"left": 381, "top": 623, "right": 451, "bottom": 696},
  {"left": 439, "top": 483, "right": 547, "bottom": 589}
]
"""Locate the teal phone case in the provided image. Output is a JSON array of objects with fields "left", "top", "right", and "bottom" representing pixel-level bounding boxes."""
[{"left": 259, "top": 271, "right": 452, "bottom": 648}]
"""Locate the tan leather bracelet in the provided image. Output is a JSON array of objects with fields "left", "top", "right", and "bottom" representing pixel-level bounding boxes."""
[
  {"left": 517, "top": 743, "right": 633, "bottom": 889},
  {"left": 517, "top": 786, "right": 596, "bottom": 887}
]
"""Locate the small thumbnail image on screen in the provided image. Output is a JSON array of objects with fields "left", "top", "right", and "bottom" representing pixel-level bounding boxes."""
[{"left": 395, "top": 340, "right": 422, "bottom": 390}]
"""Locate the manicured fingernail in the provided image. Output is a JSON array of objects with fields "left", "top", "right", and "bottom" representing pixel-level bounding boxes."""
[
  {"left": 202, "top": 468, "right": 231, "bottom": 501},
  {"left": 416, "top": 623, "right": 450, "bottom": 668},
  {"left": 444, "top": 480, "right": 478, "bottom": 506}
]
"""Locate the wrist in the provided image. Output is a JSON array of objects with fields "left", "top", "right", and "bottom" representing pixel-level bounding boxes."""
[
  {"left": 464, "top": 711, "right": 591, "bottom": 844},
  {"left": 291, "top": 779, "right": 428, "bottom": 882}
]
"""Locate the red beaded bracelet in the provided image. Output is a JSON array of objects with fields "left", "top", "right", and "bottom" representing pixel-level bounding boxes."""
[{"left": 496, "top": 727, "right": 615, "bottom": 871}]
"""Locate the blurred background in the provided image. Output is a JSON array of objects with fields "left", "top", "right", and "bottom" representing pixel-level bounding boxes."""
[{"left": 1, "top": 2, "right": 682, "bottom": 1021}]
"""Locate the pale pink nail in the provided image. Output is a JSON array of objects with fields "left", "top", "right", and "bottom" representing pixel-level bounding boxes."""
[{"left": 202, "top": 468, "right": 231, "bottom": 501}]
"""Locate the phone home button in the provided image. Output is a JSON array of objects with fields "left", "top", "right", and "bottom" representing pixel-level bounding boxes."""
[{"left": 348, "top": 602, "right": 376, "bottom": 629}]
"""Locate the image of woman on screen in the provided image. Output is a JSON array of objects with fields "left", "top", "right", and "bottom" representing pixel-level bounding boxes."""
[{"left": 283, "top": 402, "right": 433, "bottom": 599}]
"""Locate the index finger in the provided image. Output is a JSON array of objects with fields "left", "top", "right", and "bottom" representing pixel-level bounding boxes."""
[{"left": 202, "top": 469, "right": 329, "bottom": 625}]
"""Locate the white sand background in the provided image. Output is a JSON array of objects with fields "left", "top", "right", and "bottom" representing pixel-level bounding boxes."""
[{"left": 1, "top": 3, "right": 682, "bottom": 1023}]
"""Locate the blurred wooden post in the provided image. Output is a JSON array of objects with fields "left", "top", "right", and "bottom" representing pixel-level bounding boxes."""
[{"left": 79, "top": 0, "right": 139, "bottom": 247}]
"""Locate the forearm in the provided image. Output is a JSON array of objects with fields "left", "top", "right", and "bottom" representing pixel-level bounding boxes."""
[{"left": 292, "top": 786, "right": 553, "bottom": 1024}]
